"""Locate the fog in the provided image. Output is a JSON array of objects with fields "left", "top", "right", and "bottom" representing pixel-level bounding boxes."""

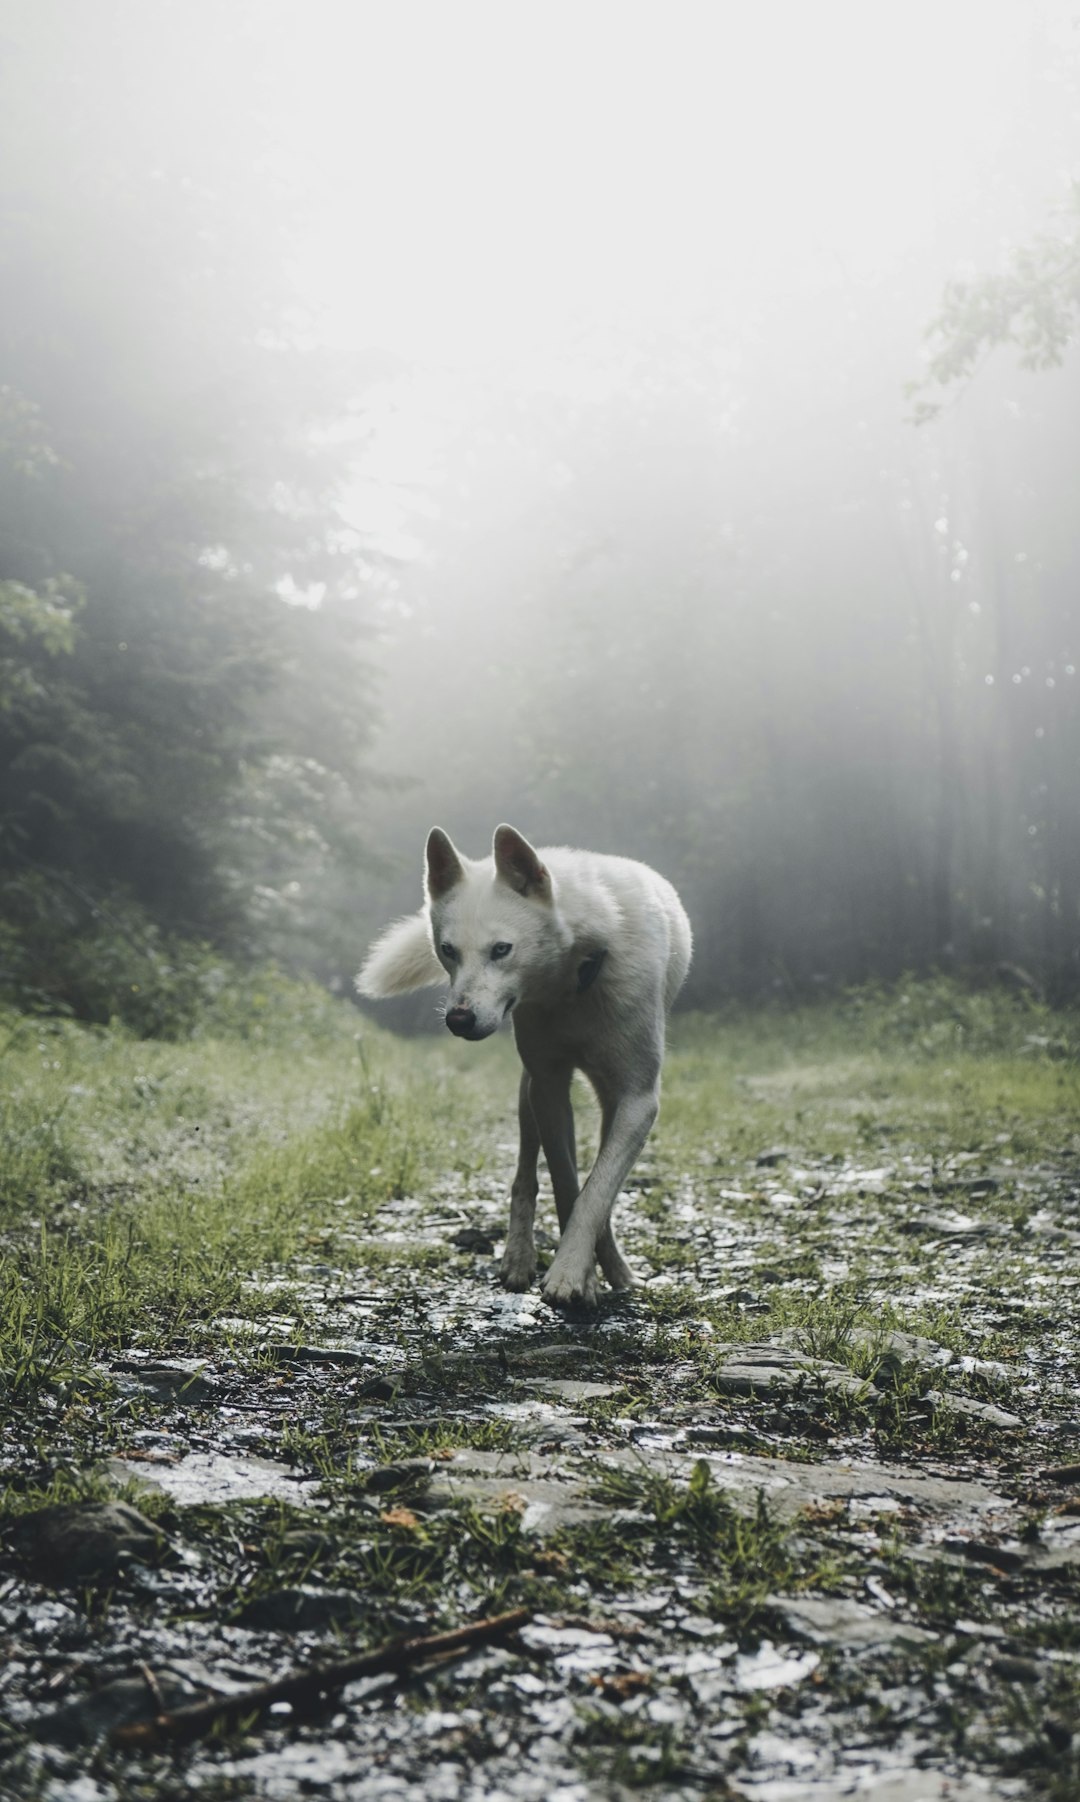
[{"left": 2, "top": 0, "right": 1079, "bottom": 1023}]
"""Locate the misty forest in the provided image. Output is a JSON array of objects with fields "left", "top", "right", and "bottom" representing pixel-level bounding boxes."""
[
  {"left": 2, "top": 4, "right": 1080, "bottom": 1020},
  {"left": 2, "top": 5, "right": 1080, "bottom": 1801}
]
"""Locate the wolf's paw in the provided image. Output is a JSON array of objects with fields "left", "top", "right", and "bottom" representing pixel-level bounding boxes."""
[
  {"left": 499, "top": 1243, "right": 537, "bottom": 1291},
  {"left": 541, "top": 1259, "right": 598, "bottom": 1310},
  {"left": 604, "top": 1256, "right": 635, "bottom": 1294}
]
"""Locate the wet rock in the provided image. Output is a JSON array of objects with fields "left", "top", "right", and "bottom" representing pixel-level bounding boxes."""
[
  {"left": 1041, "top": 1461, "right": 1080, "bottom": 1483},
  {"left": 109, "top": 1359, "right": 216, "bottom": 1402},
  {"left": 33, "top": 1669, "right": 199, "bottom": 1746},
  {"left": 940, "top": 1537, "right": 1026, "bottom": 1572},
  {"left": 1022, "top": 1520, "right": 1080, "bottom": 1574},
  {"left": 711, "top": 1342, "right": 879, "bottom": 1403},
  {"left": 901, "top": 1212, "right": 1004, "bottom": 1240},
  {"left": 733, "top": 1641, "right": 820, "bottom": 1691},
  {"left": 1044, "top": 1711, "right": 1073, "bottom": 1751},
  {"left": 432, "top": 1441, "right": 1009, "bottom": 1538},
  {"left": 264, "top": 1343, "right": 370, "bottom": 1367},
  {"left": 921, "top": 1391, "right": 1022, "bottom": 1430},
  {"left": 684, "top": 1422, "right": 771, "bottom": 1449},
  {"left": 451, "top": 1227, "right": 497, "bottom": 1253},
  {"left": 767, "top": 1593, "right": 938, "bottom": 1648},
  {"left": 235, "top": 1585, "right": 369, "bottom": 1633},
  {"left": 510, "top": 1343, "right": 595, "bottom": 1367},
  {"left": 989, "top": 1653, "right": 1043, "bottom": 1683},
  {"left": 358, "top": 1458, "right": 434, "bottom": 1494},
  {"left": 841, "top": 1328, "right": 1013, "bottom": 1387},
  {"left": 519, "top": 1379, "right": 619, "bottom": 1401},
  {"left": 519, "top": 1618, "right": 619, "bottom": 1674},
  {"left": 108, "top": 1449, "right": 318, "bottom": 1507},
  {"left": 4, "top": 1502, "right": 172, "bottom": 1585},
  {"left": 356, "top": 1371, "right": 403, "bottom": 1399},
  {"left": 429, "top": 1450, "right": 608, "bottom": 1535}
]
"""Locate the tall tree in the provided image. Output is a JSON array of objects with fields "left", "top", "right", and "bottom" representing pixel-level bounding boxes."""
[{"left": 0, "top": 1, "right": 381, "bottom": 1018}]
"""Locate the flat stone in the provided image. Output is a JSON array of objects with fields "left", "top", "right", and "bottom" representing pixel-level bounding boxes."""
[
  {"left": 711, "top": 1343, "right": 879, "bottom": 1402},
  {"left": 509, "top": 1343, "right": 595, "bottom": 1367},
  {"left": 429, "top": 1456, "right": 607, "bottom": 1536},
  {"left": 1023, "top": 1521, "right": 1080, "bottom": 1574},
  {"left": 767, "top": 1593, "right": 938, "bottom": 1648},
  {"left": 108, "top": 1450, "right": 317, "bottom": 1507},
  {"left": 733, "top": 1641, "right": 820, "bottom": 1690},
  {"left": 108, "top": 1359, "right": 216, "bottom": 1402},
  {"left": 263, "top": 1343, "right": 370, "bottom": 1367},
  {"left": 922, "top": 1391, "right": 1022, "bottom": 1429},
  {"left": 519, "top": 1379, "right": 620, "bottom": 1401},
  {"left": 432, "top": 1443, "right": 1009, "bottom": 1539}
]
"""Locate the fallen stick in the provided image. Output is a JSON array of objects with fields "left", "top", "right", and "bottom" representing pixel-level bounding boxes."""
[{"left": 111, "top": 1606, "right": 532, "bottom": 1750}]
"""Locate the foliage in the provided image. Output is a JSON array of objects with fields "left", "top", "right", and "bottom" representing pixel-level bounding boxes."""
[
  {"left": 0, "top": 1, "right": 381, "bottom": 1020},
  {"left": 0, "top": 574, "right": 82, "bottom": 710},
  {"left": 911, "top": 183, "right": 1080, "bottom": 421}
]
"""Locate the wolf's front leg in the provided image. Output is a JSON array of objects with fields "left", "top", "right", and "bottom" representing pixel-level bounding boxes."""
[
  {"left": 522, "top": 1069, "right": 591, "bottom": 1301},
  {"left": 500, "top": 1070, "right": 542, "bottom": 1290},
  {"left": 541, "top": 1084, "right": 658, "bottom": 1308}
]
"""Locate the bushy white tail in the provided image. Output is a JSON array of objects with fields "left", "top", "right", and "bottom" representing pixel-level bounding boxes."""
[{"left": 355, "top": 911, "right": 444, "bottom": 998}]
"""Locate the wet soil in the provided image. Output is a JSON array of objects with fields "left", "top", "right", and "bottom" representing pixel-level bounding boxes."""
[{"left": 2, "top": 1026, "right": 1079, "bottom": 1801}]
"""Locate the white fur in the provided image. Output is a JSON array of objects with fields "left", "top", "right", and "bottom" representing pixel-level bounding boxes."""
[{"left": 357, "top": 823, "right": 692, "bottom": 1309}]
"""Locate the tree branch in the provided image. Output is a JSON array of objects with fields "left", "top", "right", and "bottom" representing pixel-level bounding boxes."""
[{"left": 110, "top": 1607, "right": 532, "bottom": 1749}]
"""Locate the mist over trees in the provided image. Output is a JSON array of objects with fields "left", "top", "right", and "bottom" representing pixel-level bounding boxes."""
[
  {"left": 0, "top": 3, "right": 384, "bottom": 1024},
  {"left": 360, "top": 222, "right": 1080, "bottom": 1006},
  {"left": 1, "top": 0, "right": 1078, "bottom": 1028}
]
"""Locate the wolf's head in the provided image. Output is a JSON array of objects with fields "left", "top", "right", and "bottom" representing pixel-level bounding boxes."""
[{"left": 427, "top": 823, "right": 569, "bottom": 1040}]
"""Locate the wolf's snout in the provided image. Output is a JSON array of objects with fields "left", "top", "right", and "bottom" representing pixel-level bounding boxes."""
[{"left": 445, "top": 1006, "right": 477, "bottom": 1037}]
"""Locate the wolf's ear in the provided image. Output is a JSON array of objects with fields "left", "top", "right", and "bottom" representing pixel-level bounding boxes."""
[
  {"left": 426, "top": 827, "right": 465, "bottom": 899},
  {"left": 493, "top": 824, "right": 551, "bottom": 899}
]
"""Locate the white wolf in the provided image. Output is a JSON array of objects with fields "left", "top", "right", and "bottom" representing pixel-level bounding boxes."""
[{"left": 357, "top": 824, "right": 692, "bottom": 1309}]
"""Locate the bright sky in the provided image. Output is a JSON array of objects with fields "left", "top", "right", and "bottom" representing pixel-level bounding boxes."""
[
  {"left": 230, "top": 0, "right": 1076, "bottom": 548},
  {"left": 261, "top": 0, "right": 1077, "bottom": 367}
]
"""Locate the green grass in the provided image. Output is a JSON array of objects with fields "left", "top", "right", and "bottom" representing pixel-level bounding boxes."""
[
  {"left": 0, "top": 994, "right": 482, "bottom": 1393},
  {"left": 1, "top": 970, "right": 1076, "bottom": 1415}
]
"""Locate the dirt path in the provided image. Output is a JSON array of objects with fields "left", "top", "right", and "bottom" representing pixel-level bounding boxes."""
[{"left": 1, "top": 1000, "right": 1078, "bottom": 1800}]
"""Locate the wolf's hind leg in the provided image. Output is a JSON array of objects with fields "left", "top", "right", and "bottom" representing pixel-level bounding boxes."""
[
  {"left": 500, "top": 1071, "right": 541, "bottom": 1290},
  {"left": 596, "top": 1221, "right": 634, "bottom": 1292}
]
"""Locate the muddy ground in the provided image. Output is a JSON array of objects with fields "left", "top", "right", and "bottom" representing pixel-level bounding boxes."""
[{"left": 1, "top": 990, "right": 1079, "bottom": 1801}]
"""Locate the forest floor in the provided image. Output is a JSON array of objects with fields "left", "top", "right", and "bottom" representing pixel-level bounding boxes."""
[{"left": 1, "top": 979, "right": 1079, "bottom": 1802}]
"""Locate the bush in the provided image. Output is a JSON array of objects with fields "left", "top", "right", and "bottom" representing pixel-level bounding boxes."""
[{"left": 0, "top": 870, "right": 347, "bottom": 1041}]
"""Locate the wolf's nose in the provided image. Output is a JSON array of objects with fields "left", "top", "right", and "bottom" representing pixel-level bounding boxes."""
[{"left": 445, "top": 1006, "right": 476, "bottom": 1037}]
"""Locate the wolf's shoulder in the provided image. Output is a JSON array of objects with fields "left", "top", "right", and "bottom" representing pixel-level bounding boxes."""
[
  {"left": 542, "top": 847, "right": 688, "bottom": 936},
  {"left": 542, "top": 845, "right": 677, "bottom": 894}
]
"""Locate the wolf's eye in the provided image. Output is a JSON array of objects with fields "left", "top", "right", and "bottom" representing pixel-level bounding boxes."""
[
  {"left": 440, "top": 942, "right": 458, "bottom": 962},
  {"left": 491, "top": 942, "right": 513, "bottom": 960}
]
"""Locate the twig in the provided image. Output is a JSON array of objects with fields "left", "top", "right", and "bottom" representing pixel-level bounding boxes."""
[
  {"left": 138, "top": 1661, "right": 165, "bottom": 1713},
  {"left": 110, "top": 1607, "right": 531, "bottom": 1749}
]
